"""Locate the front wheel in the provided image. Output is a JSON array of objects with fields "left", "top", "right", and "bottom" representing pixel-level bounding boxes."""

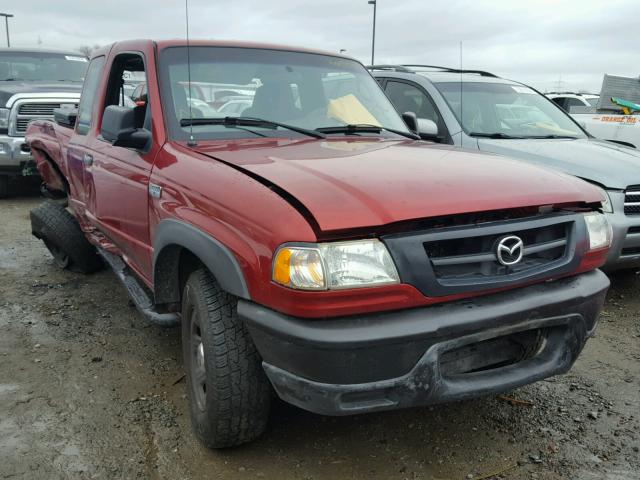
[{"left": 181, "top": 268, "right": 271, "bottom": 448}]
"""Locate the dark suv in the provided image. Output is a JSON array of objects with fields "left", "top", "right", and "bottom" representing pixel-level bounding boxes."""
[{"left": 0, "top": 48, "right": 86, "bottom": 197}]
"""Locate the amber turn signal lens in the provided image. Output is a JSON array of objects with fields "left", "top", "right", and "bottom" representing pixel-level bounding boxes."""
[
  {"left": 272, "top": 247, "right": 326, "bottom": 290},
  {"left": 273, "top": 248, "right": 292, "bottom": 286}
]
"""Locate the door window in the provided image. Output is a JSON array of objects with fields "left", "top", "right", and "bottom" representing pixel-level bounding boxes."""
[
  {"left": 385, "top": 80, "right": 440, "bottom": 124},
  {"left": 103, "top": 53, "right": 150, "bottom": 131}
]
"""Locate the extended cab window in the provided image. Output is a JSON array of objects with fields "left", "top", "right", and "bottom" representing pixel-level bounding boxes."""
[
  {"left": 76, "top": 56, "right": 105, "bottom": 135},
  {"left": 158, "top": 46, "right": 408, "bottom": 141}
]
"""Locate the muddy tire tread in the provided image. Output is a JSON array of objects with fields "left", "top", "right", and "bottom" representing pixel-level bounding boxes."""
[
  {"left": 30, "top": 201, "right": 102, "bottom": 273},
  {"left": 183, "top": 268, "right": 270, "bottom": 448}
]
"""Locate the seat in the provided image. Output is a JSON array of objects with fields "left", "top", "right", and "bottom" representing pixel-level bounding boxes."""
[
  {"left": 242, "top": 82, "right": 300, "bottom": 122},
  {"left": 172, "top": 83, "right": 190, "bottom": 121}
]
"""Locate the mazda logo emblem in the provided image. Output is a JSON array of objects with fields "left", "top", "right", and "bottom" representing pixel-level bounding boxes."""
[{"left": 496, "top": 235, "right": 524, "bottom": 266}]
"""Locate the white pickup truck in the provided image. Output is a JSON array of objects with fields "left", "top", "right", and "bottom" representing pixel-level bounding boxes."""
[{"left": 549, "top": 75, "right": 640, "bottom": 149}]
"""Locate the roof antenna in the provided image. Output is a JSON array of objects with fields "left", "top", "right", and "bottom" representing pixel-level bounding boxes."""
[
  {"left": 459, "top": 41, "right": 463, "bottom": 136},
  {"left": 185, "top": 0, "right": 196, "bottom": 146}
]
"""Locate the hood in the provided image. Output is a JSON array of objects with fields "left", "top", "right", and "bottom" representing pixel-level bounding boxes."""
[
  {"left": 476, "top": 137, "right": 640, "bottom": 190},
  {"left": 0, "top": 81, "right": 83, "bottom": 107},
  {"left": 191, "top": 138, "right": 602, "bottom": 232}
]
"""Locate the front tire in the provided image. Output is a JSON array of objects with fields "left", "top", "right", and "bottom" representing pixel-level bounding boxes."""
[{"left": 181, "top": 268, "right": 271, "bottom": 448}]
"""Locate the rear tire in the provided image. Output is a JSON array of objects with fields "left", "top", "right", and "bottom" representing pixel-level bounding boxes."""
[
  {"left": 30, "top": 201, "right": 103, "bottom": 273},
  {"left": 0, "top": 175, "right": 9, "bottom": 199},
  {"left": 181, "top": 268, "right": 271, "bottom": 448}
]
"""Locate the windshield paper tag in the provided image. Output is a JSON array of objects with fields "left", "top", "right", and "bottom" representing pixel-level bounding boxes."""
[
  {"left": 65, "top": 55, "right": 88, "bottom": 62},
  {"left": 512, "top": 86, "right": 535, "bottom": 94}
]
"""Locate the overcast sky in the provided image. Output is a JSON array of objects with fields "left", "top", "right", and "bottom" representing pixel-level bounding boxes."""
[{"left": 5, "top": 0, "right": 638, "bottom": 92}]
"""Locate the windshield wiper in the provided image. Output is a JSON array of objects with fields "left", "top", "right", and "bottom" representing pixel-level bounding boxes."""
[
  {"left": 317, "top": 124, "right": 419, "bottom": 140},
  {"left": 180, "top": 116, "right": 326, "bottom": 139},
  {"left": 522, "top": 134, "right": 579, "bottom": 139},
  {"left": 468, "top": 132, "right": 525, "bottom": 139}
]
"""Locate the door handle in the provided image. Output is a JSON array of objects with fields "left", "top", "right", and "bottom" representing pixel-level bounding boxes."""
[{"left": 83, "top": 153, "right": 93, "bottom": 166}]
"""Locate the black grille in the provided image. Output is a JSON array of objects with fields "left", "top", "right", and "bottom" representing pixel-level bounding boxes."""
[
  {"left": 426, "top": 223, "right": 568, "bottom": 281},
  {"left": 624, "top": 186, "right": 640, "bottom": 215},
  {"left": 382, "top": 213, "right": 585, "bottom": 297}
]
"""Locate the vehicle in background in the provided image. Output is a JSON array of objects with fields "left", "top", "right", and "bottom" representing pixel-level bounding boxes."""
[
  {"left": 26, "top": 40, "right": 611, "bottom": 448},
  {"left": 216, "top": 95, "right": 252, "bottom": 116},
  {"left": 190, "top": 81, "right": 259, "bottom": 109},
  {"left": 130, "top": 81, "right": 218, "bottom": 117},
  {"left": 0, "top": 48, "right": 86, "bottom": 197},
  {"left": 562, "top": 75, "right": 640, "bottom": 149},
  {"left": 370, "top": 64, "right": 640, "bottom": 270},
  {"left": 547, "top": 92, "right": 600, "bottom": 111}
]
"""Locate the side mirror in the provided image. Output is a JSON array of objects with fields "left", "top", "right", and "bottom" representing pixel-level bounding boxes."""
[
  {"left": 100, "top": 105, "right": 150, "bottom": 150},
  {"left": 401, "top": 111, "right": 418, "bottom": 132},
  {"left": 53, "top": 107, "right": 77, "bottom": 128},
  {"left": 417, "top": 118, "right": 439, "bottom": 140}
]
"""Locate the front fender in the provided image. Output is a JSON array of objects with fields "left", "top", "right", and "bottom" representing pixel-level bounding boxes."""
[{"left": 153, "top": 219, "right": 250, "bottom": 304}]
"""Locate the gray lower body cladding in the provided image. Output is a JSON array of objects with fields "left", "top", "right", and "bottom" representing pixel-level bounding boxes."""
[{"left": 239, "top": 269, "right": 609, "bottom": 416}]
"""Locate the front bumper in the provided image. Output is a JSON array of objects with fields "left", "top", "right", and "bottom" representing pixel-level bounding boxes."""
[
  {"left": 0, "top": 135, "right": 35, "bottom": 176},
  {"left": 240, "top": 269, "right": 609, "bottom": 416},
  {"left": 604, "top": 191, "right": 640, "bottom": 270}
]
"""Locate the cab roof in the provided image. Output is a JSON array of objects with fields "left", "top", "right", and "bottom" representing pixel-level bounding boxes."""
[{"left": 93, "top": 39, "right": 354, "bottom": 62}]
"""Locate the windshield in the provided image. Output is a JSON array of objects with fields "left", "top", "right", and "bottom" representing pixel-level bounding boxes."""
[
  {"left": 159, "top": 46, "right": 409, "bottom": 140},
  {"left": 0, "top": 51, "right": 88, "bottom": 81},
  {"left": 435, "top": 82, "right": 586, "bottom": 138}
]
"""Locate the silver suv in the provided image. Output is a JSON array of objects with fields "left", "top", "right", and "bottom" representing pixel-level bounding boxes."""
[{"left": 370, "top": 65, "right": 640, "bottom": 270}]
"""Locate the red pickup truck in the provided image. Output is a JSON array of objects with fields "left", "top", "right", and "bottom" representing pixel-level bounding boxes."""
[{"left": 26, "top": 39, "right": 611, "bottom": 448}]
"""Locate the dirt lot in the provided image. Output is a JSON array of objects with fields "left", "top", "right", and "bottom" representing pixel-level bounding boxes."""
[{"left": 1, "top": 191, "right": 639, "bottom": 480}]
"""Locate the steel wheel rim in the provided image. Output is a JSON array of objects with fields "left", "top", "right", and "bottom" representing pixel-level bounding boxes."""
[{"left": 190, "top": 309, "right": 207, "bottom": 411}]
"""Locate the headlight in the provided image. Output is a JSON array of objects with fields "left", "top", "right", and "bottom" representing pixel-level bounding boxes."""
[
  {"left": 584, "top": 212, "right": 612, "bottom": 250},
  {"left": 273, "top": 239, "right": 400, "bottom": 290},
  {"left": 0, "top": 108, "right": 9, "bottom": 129}
]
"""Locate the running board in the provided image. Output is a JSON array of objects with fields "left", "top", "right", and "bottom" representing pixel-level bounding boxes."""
[{"left": 97, "top": 248, "right": 180, "bottom": 327}]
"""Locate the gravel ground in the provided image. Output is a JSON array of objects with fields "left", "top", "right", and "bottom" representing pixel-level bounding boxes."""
[{"left": 1, "top": 191, "right": 639, "bottom": 480}]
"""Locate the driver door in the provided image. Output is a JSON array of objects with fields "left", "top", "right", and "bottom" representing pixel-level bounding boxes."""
[{"left": 83, "top": 51, "right": 155, "bottom": 278}]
